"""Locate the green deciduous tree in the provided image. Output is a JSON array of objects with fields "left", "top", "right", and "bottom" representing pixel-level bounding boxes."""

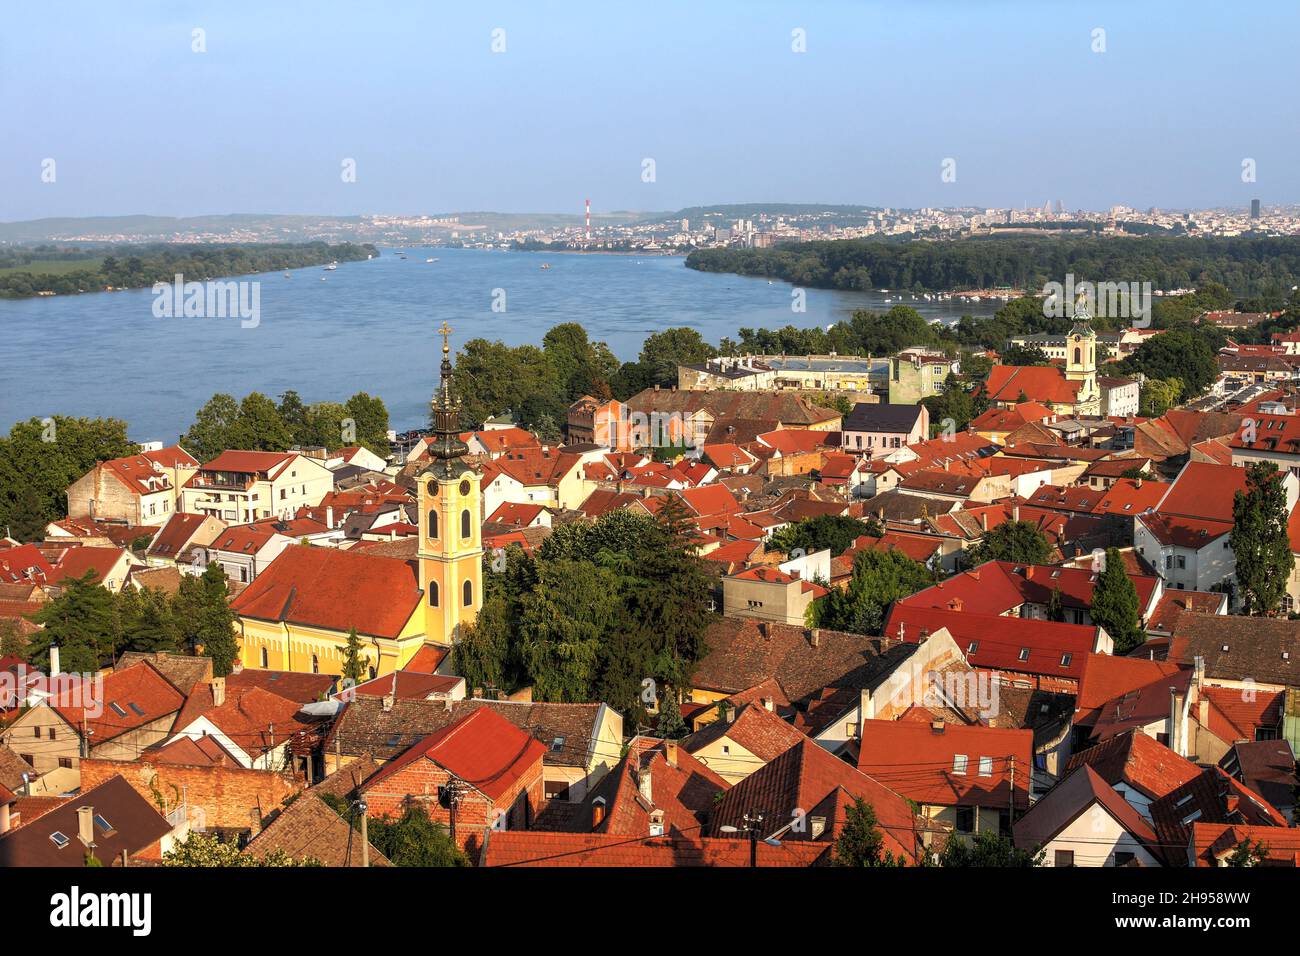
[
  {"left": 27, "top": 570, "right": 119, "bottom": 672},
  {"left": 176, "top": 562, "right": 238, "bottom": 675},
  {"left": 813, "top": 549, "right": 934, "bottom": 635},
  {"left": 966, "top": 520, "right": 1053, "bottom": 566},
  {"left": 832, "top": 798, "right": 906, "bottom": 867},
  {"left": 939, "top": 830, "right": 1042, "bottom": 867},
  {"left": 770, "top": 514, "right": 877, "bottom": 558},
  {"left": 0, "top": 415, "right": 135, "bottom": 537}
]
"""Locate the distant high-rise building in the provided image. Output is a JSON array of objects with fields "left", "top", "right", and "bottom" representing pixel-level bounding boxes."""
[{"left": 1251, "top": 199, "right": 1261, "bottom": 220}]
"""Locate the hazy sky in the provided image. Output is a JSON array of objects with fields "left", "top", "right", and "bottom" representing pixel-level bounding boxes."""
[{"left": 3, "top": 0, "right": 1296, "bottom": 220}]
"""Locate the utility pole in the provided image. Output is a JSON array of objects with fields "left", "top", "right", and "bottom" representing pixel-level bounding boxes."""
[
  {"left": 1008, "top": 755, "right": 1016, "bottom": 827},
  {"left": 355, "top": 799, "right": 370, "bottom": 868},
  {"left": 746, "top": 811, "right": 765, "bottom": 868}
]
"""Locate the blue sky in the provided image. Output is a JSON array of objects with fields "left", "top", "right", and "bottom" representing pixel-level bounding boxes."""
[{"left": 2, "top": 0, "right": 1296, "bottom": 219}]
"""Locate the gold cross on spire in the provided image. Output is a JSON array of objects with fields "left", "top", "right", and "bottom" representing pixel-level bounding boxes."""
[{"left": 437, "top": 321, "right": 453, "bottom": 354}]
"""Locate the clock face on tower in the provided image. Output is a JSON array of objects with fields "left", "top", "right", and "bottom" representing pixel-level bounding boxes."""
[{"left": 459, "top": 479, "right": 471, "bottom": 496}]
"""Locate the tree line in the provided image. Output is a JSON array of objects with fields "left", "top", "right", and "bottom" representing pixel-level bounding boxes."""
[
  {"left": 453, "top": 503, "right": 713, "bottom": 728},
  {"left": 686, "top": 235, "right": 1300, "bottom": 300},
  {"left": 0, "top": 242, "right": 377, "bottom": 298},
  {"left": 6, "top": 562, "right": 240, "bottom": 676}
]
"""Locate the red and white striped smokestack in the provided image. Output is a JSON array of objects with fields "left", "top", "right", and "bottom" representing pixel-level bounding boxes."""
[{"left": 585, "top": 198, "right": 591, "bottom": 241}]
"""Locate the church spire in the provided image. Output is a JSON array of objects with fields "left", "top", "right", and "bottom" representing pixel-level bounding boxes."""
[{"left": 427, "top": 321, "right": 469, "bottom": 478}]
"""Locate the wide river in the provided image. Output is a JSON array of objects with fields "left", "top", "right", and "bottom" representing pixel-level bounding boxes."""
[{"left": 0, "top": 247, "right": 999, "bottom": 442}]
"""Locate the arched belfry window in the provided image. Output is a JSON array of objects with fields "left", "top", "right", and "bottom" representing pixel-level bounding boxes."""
[
  {"left": 463, "top": 579, "right": 473, "bottom": 606},
  {"left": 1073, "top": 347, "right": 1082, "bottom": 365},
  {"left": 428, "top": 509, "right": 439, "bottom": 539},
  {"left": 429, "top": 581, "right": 439, "bottom": 607},
  {"left": 461, "top": 508, "right": 472, "bottom": 539}
]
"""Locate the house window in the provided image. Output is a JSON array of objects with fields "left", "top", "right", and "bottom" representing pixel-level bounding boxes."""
[
  {"left": 19, "top": 754, "right": 34, "bottom": 765},
  {"left": 429, "top": 581, "right": 439, "bottom": 607},
  {"left": 58, "top": 757, "right": 72, "bottom": 769},
  {"left": 47, "top": 728, "right": 55, "bottom": 741},
  {"left": 1114, "top": 851, "right": 1135, "bottom": 866},
  {"left": 978, "top": 756, "right": 993, "bottom": 777},
  {"left": 461, "top": 509, "right": 472, "bottom": 539},
  {"left": 260, "top": 647, "right": 269, "bottom": 668},
  {"left": 544, "top": 780, "right": 571, "bottom": 800},
  {"left": 955, "top": 807, "right": 975, "bottom": 833},
  {"left": 32, "top": 727, "right": 40, "bottom": 739},
  {"left": 427, "top": 509, "right": 439, "bottom": 539},
  {"left": 952, "top": 754, "right": 968, "bottom": 775},
  {"left": 311, "top": 655, "right": 319, "bottom": 675},
  {"left": 463, "top": 580, "right": 473, "bottom": 606},
  {"left": 1018, "top": 648, "right": 1030, "bottom": 661},
  {"left": 1055, "top": 850, "right": 1075, "bottom": 867}
]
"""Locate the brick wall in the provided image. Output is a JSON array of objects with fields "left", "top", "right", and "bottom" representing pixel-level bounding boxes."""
[
  {"left": 79, "top": 756, "right": 302, "bottom": 834},
  {"left": 363, "top": 754, "right": 544, "bottom": 858}
]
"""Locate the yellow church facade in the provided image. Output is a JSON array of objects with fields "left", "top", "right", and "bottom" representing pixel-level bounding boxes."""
[{"left": 230, "top": 322, "right": 484, "bottom": 679}]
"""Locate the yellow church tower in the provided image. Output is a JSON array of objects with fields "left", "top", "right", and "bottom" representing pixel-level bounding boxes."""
[
  {"left": 417, "top": 322, "right": 483, "bottom": 646},
  {"left": 1064, "top": 296, "right": 1101, "bottom": 415}
]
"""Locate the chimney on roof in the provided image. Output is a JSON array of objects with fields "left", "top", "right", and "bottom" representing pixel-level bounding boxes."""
[
  {"left": 1135, "top": 478, "right": 1142, "bottom": 489},
  {"left": 664, "top": 739, "right": 678, "bottom": 767},
  {"left": 1013, "top": 505, "right": 1021, "bottom": 522},
  {"left": 930, "top": 719, "right": 945, "bottom": 734},
  {"left": 77, "top": 806, "right": 94, "bottom": 847},
  {"left": 382, "top": 691, "right": 395, "bottom": 713},
  {"left": 918, "top": 627, "right": 930, "bottom": 644},
  {"left": 980, "top": 512, "right": 988, "bottom": 531},
  {"left": 810, "top": 628, "right": 821, "bottom": 648},
  {"left": 326, "top": 506, "right": 334, "bottom": 528},
  {"left": 49, "top": 645, "right": 60, "bottom": 677},
  {"left": 211, "top": 676, "right": 225, "bottom": 708}
]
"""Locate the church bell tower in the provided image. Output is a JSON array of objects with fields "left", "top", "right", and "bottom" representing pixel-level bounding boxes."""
[
  {"left": 417, "top": 322, "right": 483, "bottom": 645},
  {"left": 1064, "top": 295, "right": 1100, "bottom": 413}
]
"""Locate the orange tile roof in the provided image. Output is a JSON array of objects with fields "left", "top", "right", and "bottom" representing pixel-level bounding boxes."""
[
  {"left": 230, "top": 546, "right": 422, "bottom": 639},
  {"left": 984, "top": 366, "right": 1081, "bottom": 405},
  {"left": 53, "top": 661, "right": 185, "bottom": 745},
  {"left": 362, "top": 707, "right": 545, "bottom": 801},
  {"left": 857, "top": 719, "right": 1032, "bottom": 810}
]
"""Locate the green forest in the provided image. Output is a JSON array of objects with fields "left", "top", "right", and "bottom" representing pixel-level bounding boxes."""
[
  {"left": 0, "top": 241, "right": 377, "bottom": 297},
  {"left": 686, "top": 235, "right": 1300, "bottom": 299}
]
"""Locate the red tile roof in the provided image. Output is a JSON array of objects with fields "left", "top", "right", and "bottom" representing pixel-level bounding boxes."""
[
  {"left": 53, "top": 661, "right": 185, "bottom": 745},
  {"left": 1189, "top": 822, "right": 1300, "bottom": 867},
  {"left": 192, "top": 450, "right": 298, "bottom": 478},
  {"left": 899, "top": 560, "right": 1158, "bottom": 619},
  {"left": 1075, "top": 654, "right": 1186, "bottom": 723},
  {"left": 984, "top": 365, "right": 1081, "bottom": 405},
  {"left": 1065, "top": 730, "right": 1202, "bottom": 801},
  {"left": 882, "top": 604, "right": 1099, "bottom": 682},
  {"left": 485, "top": 502, "right": 546, "bottom": 527},
  {"left": 709, "top": 738, "right": 922, "bottom": 864},
  {"left": 1145, "top": 591, "right": 1226, "bottom": 636},
  {"left": 481, "top": 831, "right": 828, "bottom": 867},
  {"left": 147, "top": 512, "right": 217, "bottom": 559},
  {"left": 1013, "top": 764, "right": 1162, "bottom": 859},
  {"left": 857, "top": 719, "right": 1032, "bottom": 810},
  {"left": 756, "top": 429, "right": 829, "bottom": 456},
  {"left": 1200, "top": 686, "right": 1284, "bottom": 742},
  {"left": 0, "top": 544, "right": 55, "bottom": 585},
  {"left": 1157, "top": 461, "right": 1247, "bottom": 522},
  {"left": 230, "top": 546, "right": 422, "bottom": 640},
  {"left": 362, "top": 707, "right": 546, "bottom": 801}
]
